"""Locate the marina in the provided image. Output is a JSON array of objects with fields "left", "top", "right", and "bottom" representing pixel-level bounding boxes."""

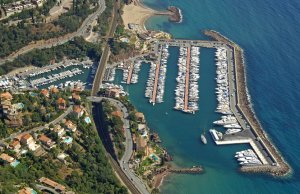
[{"left": 104, "top": 34, "right": 289, "bottom": 176}]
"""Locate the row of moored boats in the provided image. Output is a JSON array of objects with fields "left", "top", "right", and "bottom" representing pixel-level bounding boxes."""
[
  {"left": 235, "top": 149, "right": 262, "bottom": 166},
  {"left": 145, "top": 44, "right": 169, "bottom": 104},
  {"left": 174, "top": 46, "right": 200, "bottom": 113},
  {"left": 214, "top": 47, "right": 241, "bottom": 135}
]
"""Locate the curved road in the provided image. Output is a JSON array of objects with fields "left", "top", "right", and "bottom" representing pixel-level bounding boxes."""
[
  {"left": 89, "top": 96, "right": 150, "bottom": 194},
  {"left": 0, "top": 0, "right": 106, "bottom": 65}
]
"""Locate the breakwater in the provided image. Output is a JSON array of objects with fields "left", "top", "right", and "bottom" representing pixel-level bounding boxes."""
[
  {"left": 167, "top": 6, "right": 182, "bottom": 23},
  {"left": 204, "top": 30, "right": 290, "bottom": 176}
]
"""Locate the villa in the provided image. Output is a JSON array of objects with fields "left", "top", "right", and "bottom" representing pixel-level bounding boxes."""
[
  {"left": 57, "top": 98, "right": 66, "bottom": 110},
  {"left": 72, "top": 105, "right": 84, "bottom": 118},
  {"left": 20, "top": 134, "right": 40, "bottom": 151},
  {"left": 51, "top": 124, "right": 65, "bottom": 137},
  {"left": 39, "top": 135, "right": 56, "bottom": 150},
  {"left": 0, "top": 153, "right": 17, "bottom": 167},
  {"left": 135, "top": 112, "right": 145, "bottom": 123},
  {"left": 8, "top": 139, "right": 21, "bottom": 153},
  {"left": 64, "top": 120, "right": 77, "bottom": 132},
  {"left": 39, "top": 177, "right": 66, "bottom": 193},
  {"left": 40, "top": 89, "right": 49, "bottom": 97}
]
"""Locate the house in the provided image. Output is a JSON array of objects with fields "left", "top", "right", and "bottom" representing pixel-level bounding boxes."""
[
  {"left": 40, "top": 89, "right": 49, "bottom": 97},
  {"left": 64, "top": 120, "right": 77, "bottom": 132},
  {"left": 0, "top": 92, "right": 13, "bottom": 101},
  {"left": 72, "top": 105, "right": 84, "bottom": 118},
  {"left": 18, "top": 187, "right": 36, "bottom": 194},
  {"left": 39, "top": 177, "right": 66, "bottom": 193},
  {"left": 0, "top": 153, "right": 15, "bottom": 165},
  {"left": 111, "top": 111, "right": 123, "bottom": 118},
  {"left": 9, "top": 139, "right": 21, "bottom": 152},
  {"left": 50, "top": 87, "right": 59, "bottom": 94},
  {"left": 39, "top": 135, "right": 56, "bottom": 149},
  {"left": 20, "top": 134, "right": 39, "bottom": 151},
  {"left": 57, "top": 98, "right": 66, "bottom": 110},
  {"left": 57, "top": 153, "right": 69, "bottom": 163},
  {"left": 52, "top": 124, "right": 65, "bottom": 137},
  {"left": 135, "top": 112, "right": 145, "bottom": 123},
  {"left": 71, "top": 93, "right": 81, "bottom": 101},
  {"left": 105, "top": 88, "right": 121, "bottom": 98}
]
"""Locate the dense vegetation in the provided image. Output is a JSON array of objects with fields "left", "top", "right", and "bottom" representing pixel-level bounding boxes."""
[
  {"left": 101, "top": 100, "right": 125, "bottom": 159},
  {"left": 0, "top": 99, "right": 127, "bottom": 193},
  {"left": 0, "top": 0, "right": 97, "bottom": 58},
  {"left": 0, "top": 37, "right": 102, "bottom": 75}
]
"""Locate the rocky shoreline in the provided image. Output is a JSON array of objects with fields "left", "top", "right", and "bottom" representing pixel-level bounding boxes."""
[
  {"left": 203, "top": 30, "right": 291, "bottom": 176},
  {"left": 167, "top": 6, "right": 182, "bottom": 23}
]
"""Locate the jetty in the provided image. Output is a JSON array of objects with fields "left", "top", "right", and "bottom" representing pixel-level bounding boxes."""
[
  {"left": 169, "top": 166, "right": 203, "bottom": 174},
  {"left": 126, "top": 63, "right": 134, "bottom": 84},
  {"left": 184, "top": 46, "right": 191, "bottom": 112},
  {"left": 151, "top": 63, "right": 160, "bottom": 104}
]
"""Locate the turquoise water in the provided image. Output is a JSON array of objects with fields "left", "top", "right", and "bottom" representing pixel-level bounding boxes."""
[
  {"left": 117, "top": 0, "right": 300, "bottom": 193},
  {"left": 10, "top": 160, "right": 20, "bottom": 168},
  {"left": 63, "top": 136, "right": 73, "bottom": 144}
]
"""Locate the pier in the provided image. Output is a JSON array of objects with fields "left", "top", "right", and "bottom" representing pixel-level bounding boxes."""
[
  {"left": 184, "top": 46, "right": 191, "bottom": 112},
  {"left": 169, "top": 166, "right": 203, "bottom": 174},
  {"left": 126, "top": 63, "right": 134, "bottom": 84},
  {"left": 151, "top": 63, "right": 160, "bottom": 104}
]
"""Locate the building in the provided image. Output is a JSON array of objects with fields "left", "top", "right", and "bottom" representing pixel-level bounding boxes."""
[
  {"left": 71, "top": 93, "right": 81, "bottom": 101},
  {"left": 57, "top": 98, "right": 66, "bottom": 110},
  {"left": 50, "top": 86, "right": 59, "bottom": 94},
  {"left": 20, "top": 134, "right": 39, "bottom": 151},
  {"left": 135, "top": 112, "right": 145, "bottom": 123},
  {"left": 40, "top": 89, "right": 49, "bottom": 97},
  {"left": 0, "top": 153, "right": 15, "bottom": 165},
  {"left": 64, "top": 120, "right": 77, "bottom": 132},
  {"left": 111, "top": 111, "right": 123, "bottom": 118},
  {"left": 52, "top": 124, "right": 65, "bottom": 137},
  {"left": 8, "top": 139, "right": 21, "bottom": 152},
  {"left": 39, "top": 177, "right": 66, "bottom": 193},
  {"left": 72, "top": 105, "right": 84, "bottom": 118},
  {"left": 39, "top": 134, "right": 56, "bottom": 149},
  {"left": 105, "top": 88, "right": 121, "bottom": 98},
  {"left": 0, "top": 92, "right": 13, "bottom": 101},
  {"left": 18, "top": 187, "right": 36, "bottom": 194}
]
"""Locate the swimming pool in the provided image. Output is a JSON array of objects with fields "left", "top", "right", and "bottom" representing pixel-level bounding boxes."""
[
  {"left": 10, "top": 160, "right": 20, "bottom": 168},
  {"left": 63, "top": 136, "right": 73, "bottom": 144},
  {"left": 150, "top": 153, "right": 159, "bottom": 162},
  {"left": 84, "top": 117, "right": 91, "bottom": 124}
]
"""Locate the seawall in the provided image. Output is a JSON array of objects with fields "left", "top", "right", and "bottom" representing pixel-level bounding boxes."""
[{"left": 203, "top": 30, "right": 290, "bottom": 176}]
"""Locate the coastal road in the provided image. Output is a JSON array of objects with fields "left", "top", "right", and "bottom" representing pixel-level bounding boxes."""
[
  {"left": 0, "top": 0, "right": 106, "bottom": 65},
  {"left": 91, "top": 1, "right": 120, "bottom": 96},
  {"left": 0, "top": 106, "right": 73, "bottom": 145},
  {"left": 89, "top": 96, "right": 150, "bottom": 194}
]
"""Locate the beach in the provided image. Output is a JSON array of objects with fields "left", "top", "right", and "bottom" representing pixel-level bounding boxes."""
[{"left": 121, "top": 0, "right": 157, "bottom": 32}]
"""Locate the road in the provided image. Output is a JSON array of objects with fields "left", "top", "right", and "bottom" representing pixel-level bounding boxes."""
[
  {"left": 91, "top": 1, "right": 119, "bottom": 96},
  {"left": 0, "top": 0, "right": 106, "bottom": 65},
  {"left": 0, "top": 106, "right": 73, "bottom": 145},
  {"left": 89, "top": 96, "right": 150, "bottom": 194}
]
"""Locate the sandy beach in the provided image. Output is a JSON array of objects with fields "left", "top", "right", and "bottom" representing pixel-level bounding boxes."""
[{"left": 121, "top": 0, "right": 157, "bottom": 32}]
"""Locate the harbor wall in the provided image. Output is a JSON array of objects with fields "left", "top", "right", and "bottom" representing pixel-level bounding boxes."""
[{"left": 204, "top": 30, "right": 290, "bottom": 176}]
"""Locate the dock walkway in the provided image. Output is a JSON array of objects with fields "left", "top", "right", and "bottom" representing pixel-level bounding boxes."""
[
  {"left": 126, "top": 63, "right": 134, "bottom": 84},
  {"left": 184, "top": 46, "right": 191, "bottom": 112}
]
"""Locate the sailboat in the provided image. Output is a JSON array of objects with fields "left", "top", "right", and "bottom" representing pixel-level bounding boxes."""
[{"left": 201, "top": 129, "right": 207, "bottom": 144}]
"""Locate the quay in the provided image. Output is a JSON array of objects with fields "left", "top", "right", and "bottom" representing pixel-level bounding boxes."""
[
  {"left": 151, "top": 63, "right": 160, "bottom": 104},
  {"left": 184, "top": 46, "right": 191, "bottom": 112},
  {"left": 126, "top": 63, "right": 134, "bottom": 84}
]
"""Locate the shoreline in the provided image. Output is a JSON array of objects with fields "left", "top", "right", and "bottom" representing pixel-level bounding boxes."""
[{"left": 203, "top": 30, "right": 291, "bottom": 176}]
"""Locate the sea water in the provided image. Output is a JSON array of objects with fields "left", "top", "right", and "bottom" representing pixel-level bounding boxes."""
[{"left": 117, "top": 0, "right": 300, "bottom": 193}]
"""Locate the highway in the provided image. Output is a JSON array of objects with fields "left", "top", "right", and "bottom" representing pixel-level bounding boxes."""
[
  {"left": 0, "top": 0, "right": 106, "bottom": 65},
  {"left": 89, "top": 96, "right": 150, "bottom": 194}
]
